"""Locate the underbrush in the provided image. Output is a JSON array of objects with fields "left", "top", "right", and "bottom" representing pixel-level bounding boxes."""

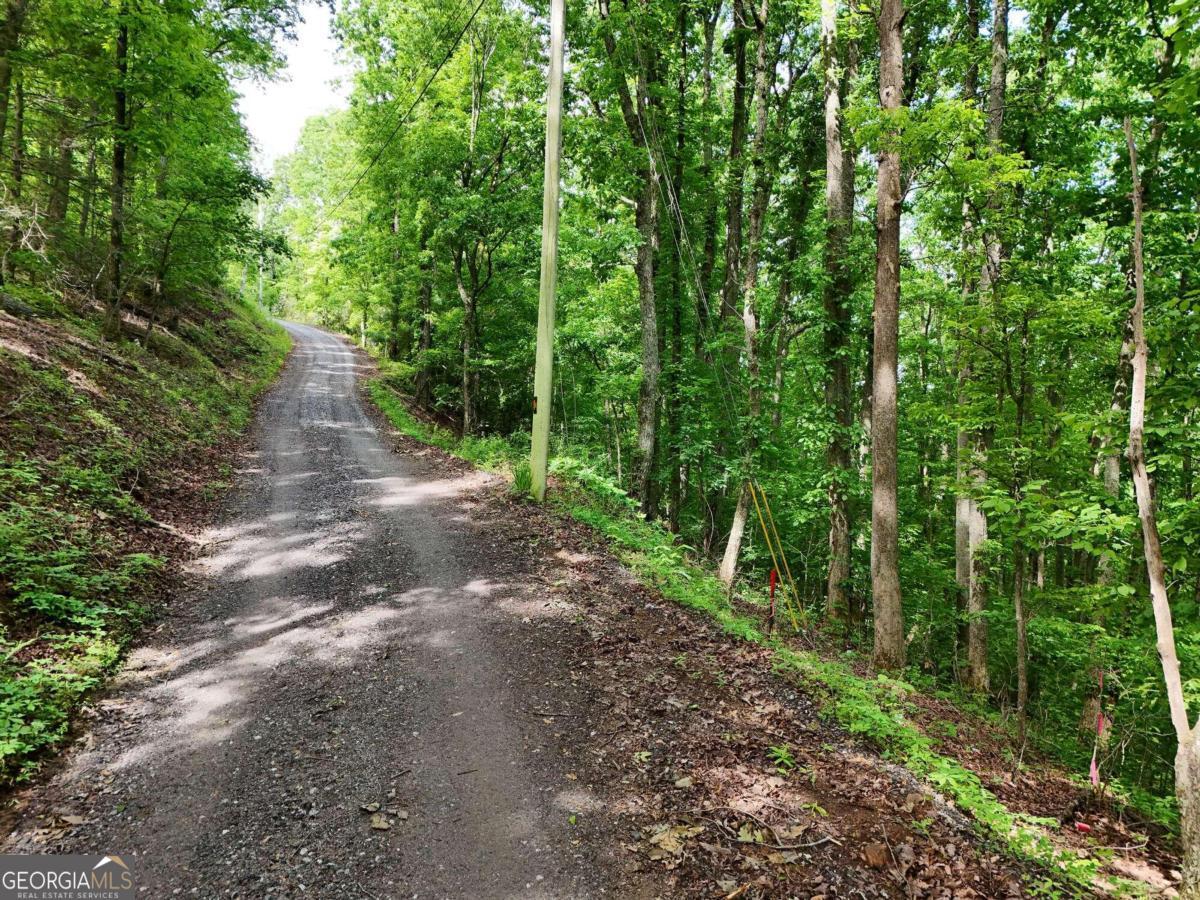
[
  {"left": 0, "top": 287, "right": 288, "bottom": 783},
  {"left": 365, "top": 377, "right": 1135, "bottom": 896}
]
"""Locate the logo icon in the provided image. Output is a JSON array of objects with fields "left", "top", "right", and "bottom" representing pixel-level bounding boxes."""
[{"left": 1, "top": 854, "right": 136, "bottom": 900}]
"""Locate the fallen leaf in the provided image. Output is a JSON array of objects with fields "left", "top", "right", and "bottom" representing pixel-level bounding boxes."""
[
  {"left": 863, "top": 842, "right": 891, "bottom": 868},
  {"left": 369, "top": 814, "right": 391, "bottom": 831},
  {"left": 736, "top": 823, "right": 767, "bottom": 844},
  {"left": 647, "top": 823, "right": 704, "bottom": 855}
]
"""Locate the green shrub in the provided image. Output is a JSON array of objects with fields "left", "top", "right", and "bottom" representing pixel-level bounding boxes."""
[{"left": 512, "top": 460, "right": 533, "bottom": 497}]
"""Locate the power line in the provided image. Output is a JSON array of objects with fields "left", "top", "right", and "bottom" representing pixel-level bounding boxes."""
[{"left": 315, "top": 0, "right": 490, "bottom": 227}]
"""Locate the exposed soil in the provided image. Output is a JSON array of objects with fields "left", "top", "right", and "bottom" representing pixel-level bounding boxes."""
[
  {"left": 0, "top": 324, "right": 1075, "bottom": 896},
  {"left": 898, "top": 679, "right": 1181, "bottom": 893}
]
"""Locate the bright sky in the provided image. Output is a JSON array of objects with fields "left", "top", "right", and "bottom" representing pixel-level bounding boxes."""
[{"left": 236, "top": 3, "right": 352, "bottom": 174}]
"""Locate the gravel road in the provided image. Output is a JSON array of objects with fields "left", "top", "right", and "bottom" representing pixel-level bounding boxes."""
[{"left": 3, "top": 324, "right": 621, "bottom": 897}]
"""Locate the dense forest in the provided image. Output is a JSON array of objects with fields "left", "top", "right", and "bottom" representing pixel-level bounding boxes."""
[
  {"left": 257, "top": 0, "right": 1200, "bottom": 875},
  {"left": 0, "top": 0, "right": 293, "bottom": 320}
]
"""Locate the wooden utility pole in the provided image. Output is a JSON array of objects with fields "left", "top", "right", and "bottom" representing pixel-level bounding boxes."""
[{"left": 529, "top": 0, "right": 565, "bottom": 501}]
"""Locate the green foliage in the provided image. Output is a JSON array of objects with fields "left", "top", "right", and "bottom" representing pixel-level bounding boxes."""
[
  {"left": 0, "top": 0, "right": 297, "bottom": 310},
  {"left": 511, "top": 460, "right": 533, "bottom": 498},
  {"left": 767, "top": 743, "right": 796, "bottom": 773},
  {"left": 0, "top": 289, "right": 288, "bottom": 783}
]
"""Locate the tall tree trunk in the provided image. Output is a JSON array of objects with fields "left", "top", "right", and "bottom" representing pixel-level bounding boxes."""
[
  {"left": 964, "top": 0, "right": 1009, "bottom": 693},
  {"left": 3, "top": 77, "right": 21, "bottom": 282},
  {"left": 953, "top": 0, "right": 980, "bottom": 679},
  {"left": 413, "top": 224, "right": 434, "bottom": 405},
  {"left": 718, "top": 0, "right": 772, "bottom": 588},
  {"left": 598, "top": 0, "right": 661, "bottom": 519},
  {"left": 1013, "top": 543, "right": 1029, "bottom": 741},
  {"left": 666, "top": 0, "right": 688, "bottom": 534},
  {"left": 718, "top": 0, "right": 750, "bottom": 325},
  {"left": 1011, "top": 310, "right": 1032, "bottom": 742},
  {"left": 821, "top": 0, "right": 857, "bottom": 623},
  {"left": 455, "top": 249, "right": 478, "bottom": 435},
  {"left": 1095, "top": 30, "right": 1175, "bottom": 582},
  {"left": 79, "top": 137, "right": 97, "bottom": 241},
  {"left": 709, "top": 0, "right": 752, "bottom": 561},
  {"left": 695, "top": 1, "right": 722, "bottom": 552},
  {"left": 634, "top": 151, "right": 661, "bottom": 517},
  {"left": 1124, "top": 117, "right": 1200, "bottom": 898},
  {"left": 106, "top": 7, "right": 130, "bottom": 329},
  {"left": 697, "top": 0, "right": 721, "bottom": 335},
  {"left": 387, "top": 206, "right": 402, "bottom": 361},
  {"left": 1096, "top": 315, "right": 1133, "bottom": 583},
  {"left": 47, "top": 118, "right": 74, "bottom": 232},
  {"left": 769, "top": 168, "right": 815, "bottom": 432},
  {"left": 0, "top": 0, "right": 29, "bottom": 154},
  {"left": 870, "top": 0, "right": 904, "bottom": 671}
]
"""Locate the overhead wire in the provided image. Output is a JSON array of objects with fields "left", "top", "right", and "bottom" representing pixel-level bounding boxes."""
[
  {"left": 310, "top": 0, "right": 491, "bottom": 233},
  {"left": 618, "top": 7, "right": 747, "bottom": 439}
]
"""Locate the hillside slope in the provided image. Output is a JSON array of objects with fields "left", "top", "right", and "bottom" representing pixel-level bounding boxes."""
[{"left": 0, "top": 288, "right": 288, "bottom": 784}]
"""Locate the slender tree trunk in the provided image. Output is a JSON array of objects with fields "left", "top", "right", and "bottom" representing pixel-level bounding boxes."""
[
  {"left": 708, "top": 0, "right": 752, "bottom": 557},
  {"left": 1013, "top": 543, "right": 1029, "bottom": 740},
  {"left": 387, "top": 206, "right": 402, "bottom": 361},
  {"left": 79, "top": 138, "right": 97, "bottom": 241},
  {"left": 822, "top": 0, "right": 856, "bottom": 623},
  {"left": 4, "top": 78, "right": 21, "bottom": 281},
  {"left": 413, "top": 226, "right": 434, "bottom": 405},
  {"left": 1124, "top": 118, "right": 1200, "bottom": 898},
  {"left": 634, "top": 150, "right": 661, "bottom": 517},
  {"left": 953, "top": 0, "right": 980, "bottom": 680},
  {"left": 666, "top": 0, "right": 688, "bottom": 533},
  {"left": 1096, "top": 314, "right": 1133, "bottom": 582},
  {"left": 455, "top": 249, "right": 477, "bottom": 435},
  {"left": 1011, "top": 312, "right": 1032, "bottom": 742},
  {"left": 697, "top": 0, "right": 721, "bottom": 332},
  {"left": 106, "top": 7, "right": 130, "bottom": 330},
  {"left": 870, "top": 0, "right": 904, "bottom": 671},
  {"left": 47, "top": 118, "right": 74, "bottom": 232},
  {"left": 964, "top": 0, "right": 1009, "bottom": 693},
  {"left": 768, "top": 168, "right": 815, "bottom": 433},
  {"left": 718, "top": 484, "right": 750, "bottom": 588},
  {"left": 719, "top": 0, "right": 750, "bottom": 325},
  {"left": 718, "top": 0, "right": 773, "bottom": 588},
  {"left": 696, "top": 1, "right": 722, "bottom": 552},
  {"left": 598, "top": 0, "right": 661, "bottom": 519},
  {"left": 0, "top": 0, "right": 29, "bottom": 155}
]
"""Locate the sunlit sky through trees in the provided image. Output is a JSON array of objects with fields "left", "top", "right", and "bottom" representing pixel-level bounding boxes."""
[{"left": 236, "top": 2, "right": 350, "bottom": 172}]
